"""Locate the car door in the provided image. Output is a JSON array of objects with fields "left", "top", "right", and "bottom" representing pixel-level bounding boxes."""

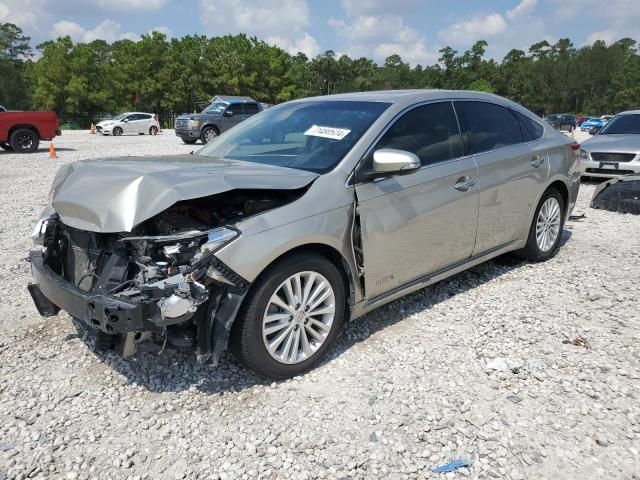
[
  {"left": 354, "top": 101, "right": 479, "bottom": 300},
  {"left": 454, "top": 101, "right": 548, "bottom": 255},
  {"left": 242, "top": 102, "right": 260, "bottom": 121},
  {"left": 222, "top": 104, "right": 244, "bottom": 131},
  {"left": 121, "top": 115, "right": 135, "bottom": 134},
  {"left": 130, "top": 114, "right": 148, "bottom": 134}
]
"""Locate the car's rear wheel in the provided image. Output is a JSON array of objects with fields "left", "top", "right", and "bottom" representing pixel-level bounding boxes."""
[
  {"left": 182, "top": 138, "right": 198, "bottom": 145},
  {"left": 9, "top": 128, "right": 39, "bottom": 153},
  {"left": 149, "top": 126, "right": 158, "bottom": 135},
  {"left": 231, "top": 254, "right": 346, "bottom": 379},
  {"left": 200, "top": 126, "right": 218, "bottom": 144},
  {"left": 517, "top": 187, "right": 565, "bottom": 262},
  {"left": 113, "top": 127, "right": 123, "bottom": 136}
]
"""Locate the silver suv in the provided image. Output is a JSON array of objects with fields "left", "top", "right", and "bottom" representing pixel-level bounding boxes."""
[{"left": 29, "top": 90, "right": 580, "bottom": 379}]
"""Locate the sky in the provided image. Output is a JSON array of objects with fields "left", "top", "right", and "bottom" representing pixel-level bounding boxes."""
[{"left": 1, "top": 0, "right": 639, "bottom": 65}]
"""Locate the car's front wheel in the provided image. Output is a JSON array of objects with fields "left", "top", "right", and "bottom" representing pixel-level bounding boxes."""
[
  {"left": 113, "top": 127, "right": 123, "bottom": 136},
  {"left": 231, "top": 254, "right": 346, "bottom": 379},
  {"left": 200, "top": 126, "right": 218, "bottom": 144},
  {"left": 518, "top": 187, "right": 565, "bottom": 262}
]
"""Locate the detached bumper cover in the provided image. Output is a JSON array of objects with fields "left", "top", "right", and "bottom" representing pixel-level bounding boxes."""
[
  {"left": 28, "top": 250, "right": 153, "bottom": 333},
  {"left": 590, "top": 175, "right": 640, "bottom": 214}
]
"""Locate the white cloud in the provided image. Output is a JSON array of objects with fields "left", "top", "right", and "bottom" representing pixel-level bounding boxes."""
[
  {"left": 0, "top": 3, "right": 8, "bottom": 20},
  {"left": 584, "top": 30, "right": 617, "bottom": 45},
  {"left": 199, "top": 0, "right": 310, "bottom": 38},
  {"left": 51, "top": 19, "right": 138, "bottom": 43},
  {"left": 198, "top": 0, "right": 318, "bottom": 57},
  {"left": 339, "top": 0, "right": 419, "bottom": 17},
  {"left": 266, "top": 33, "right": 319, "bottom": 58},
  {"left": 148, "top": 26, "right": 172, "bottom": 37},
  {"left": 506, "top": 0, "right": 538, "bottom": 20},
  {"left": 96, "top": 0, "right": 166, "bottom": 10},
  {"left": 439, "top": 13, "right": 507, "bottom": 45},
  {"left": 329, "top": 13, "right": 438, "bottom": 65}
]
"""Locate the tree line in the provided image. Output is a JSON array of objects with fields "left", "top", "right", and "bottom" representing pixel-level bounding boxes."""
[{"left": 1, "top": 22, "right": 640, "bottom": 127}]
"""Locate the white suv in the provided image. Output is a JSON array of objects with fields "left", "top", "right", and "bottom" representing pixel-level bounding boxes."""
[{"left": 97, "top": 113, "right": 159, "bottom": 136}]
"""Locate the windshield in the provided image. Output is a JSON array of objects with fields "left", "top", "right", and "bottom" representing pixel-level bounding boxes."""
[
  {"left": 202, "top": 102, "right": 227, "bottom": 114},
  {"left": 110, "top": 113, "right": 128, "bottom": 121},
  {"left": 599, "top": 114, "right": 640, "bottom": 135},
  {"left": 195, "top": 100, "right": 390, "bottom": 173}
]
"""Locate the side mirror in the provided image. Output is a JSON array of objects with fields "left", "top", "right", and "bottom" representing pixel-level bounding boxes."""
[
  {"left": 123, "top": 119, "right": 129, "bottom": 123},
  {"left": 224, "top": 110, "right": 234, "bottom": 117},
  {"left": 372, "top": 148, "right": 421, "bottom": 175}
]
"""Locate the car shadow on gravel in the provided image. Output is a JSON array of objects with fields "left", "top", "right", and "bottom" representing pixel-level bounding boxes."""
[{"left": 70, "top": 230, "right": 572, "bottom": 394}]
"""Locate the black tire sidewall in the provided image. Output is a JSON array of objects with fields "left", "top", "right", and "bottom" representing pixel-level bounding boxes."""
[
  {"left": 200, "top": 127, "right": 217, "bottom": 144},
  {"left": 10, "top": 129, "right": 39, "bottom": 153},
  {"left": 113, "top": 127, "right": 123, "bottom": 136},
  {"left": 524, "top": 188, "right": 565, "bottom": 261},
  {"left": 232, "top": 255, "right": 346, "bottom": 379}
]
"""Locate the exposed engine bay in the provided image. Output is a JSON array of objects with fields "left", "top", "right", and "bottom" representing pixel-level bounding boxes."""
[{"left": 29, "top": 188, "right": 305, "bottom": 362}]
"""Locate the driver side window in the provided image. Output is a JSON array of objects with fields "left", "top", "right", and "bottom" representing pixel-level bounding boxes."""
[{"left": 372, "top": 102, "right": 463, "bottom": 167}]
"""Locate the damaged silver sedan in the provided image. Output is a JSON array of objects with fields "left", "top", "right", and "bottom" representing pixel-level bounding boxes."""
[{"left": 28, "top": 90, "right": 581, "bottom": 379}]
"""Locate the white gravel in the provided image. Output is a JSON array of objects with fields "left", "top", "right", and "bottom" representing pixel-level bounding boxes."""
[{"left": 1, "top": 130, "right": 639, "bottom": 479}]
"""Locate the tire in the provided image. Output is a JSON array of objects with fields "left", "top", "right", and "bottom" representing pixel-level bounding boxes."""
[
  {"left": 182, "top": 138, "right": 198, "bottom": 145},
  {"left": 9, "top": 128, "right": 39, "bottom": 153},
  {"left": 113, "top": 127, "right": 123, "bottom": 136},
  {"left": 0, "top": 142, "right": 13, "bottom": 151},
  {"left": 149, "top": 126, "right": 158, "bottom": 135},
  {"left": 517, "top": 188, "right": 565, "bottom": 262},
  {"left": 200, "top": 126, "right": 218, "bottom": 144},
  {"left": 231, "top": 254, "right": 346, "bottom": 379}
]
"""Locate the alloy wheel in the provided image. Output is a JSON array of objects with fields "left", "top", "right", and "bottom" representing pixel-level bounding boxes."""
[
  {"left": 536, "top": 197, "right": 561, "bottom": 252},
  {"left": 262, "top": 271, "right": 336, "bottom": 365},
  {"left": 204, "top": 129, "right": 217, "bottom": 142}
]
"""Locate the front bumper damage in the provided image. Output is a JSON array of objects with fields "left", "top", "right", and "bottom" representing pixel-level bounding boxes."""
[{"left": 27, "top": 218, "right": 250, "bottom": 364}]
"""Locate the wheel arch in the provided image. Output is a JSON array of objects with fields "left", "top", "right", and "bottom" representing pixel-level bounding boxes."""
[
  {"left": 246, "top": 243, "right": 358, "bottom": 319},
  {"left": 9, "top": 124, "right": 41, "bottom": 139},
  {"left": 201, "top": 123, "right": 220, "bottom": 135}
]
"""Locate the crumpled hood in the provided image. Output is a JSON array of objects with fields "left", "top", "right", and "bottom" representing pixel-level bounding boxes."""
[
  {"left": 582, "top": 134, "right": 640, "bottom": 153},
  {"left": 50, "top": 155, "right": 318, "bottom": 233}
]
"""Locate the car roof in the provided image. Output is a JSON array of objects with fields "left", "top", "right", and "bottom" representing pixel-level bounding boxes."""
[
  {"left": 288, "top": 89, "right": 537, "bottom": 114},
  {"left": 212, "top": 95, "right": 257, "bottom": 104},
  {"left": 618, "top": 110, "right": 640, "bottom": 115}
]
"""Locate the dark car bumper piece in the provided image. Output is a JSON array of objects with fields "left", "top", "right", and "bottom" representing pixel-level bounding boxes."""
[
  {"left": 590, "top": 175, "right": 640, "bottom": 214},
  {"left": 29, "top": 250, "right": 151, "bottom": 333},
  {"left": 175, "top": 128, "right": 200, "bottom": 139}
]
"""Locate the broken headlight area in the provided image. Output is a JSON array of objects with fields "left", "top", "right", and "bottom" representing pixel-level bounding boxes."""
[{"left": 29, "top": 213, "right": 246, "bottom": 361}]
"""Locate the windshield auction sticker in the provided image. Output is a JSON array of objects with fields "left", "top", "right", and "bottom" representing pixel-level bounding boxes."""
[{"left": 304, "top": 125, "right": 351, "bottom": 140}]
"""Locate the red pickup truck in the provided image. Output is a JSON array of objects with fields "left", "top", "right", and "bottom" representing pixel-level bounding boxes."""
[{"left": 0, "top": 109, "right": 61, "bottom": 153}]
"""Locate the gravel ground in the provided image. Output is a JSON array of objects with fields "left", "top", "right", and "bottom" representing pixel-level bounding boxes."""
[{"left": 1, "top": 130, "right": 639, "bottom": 480}]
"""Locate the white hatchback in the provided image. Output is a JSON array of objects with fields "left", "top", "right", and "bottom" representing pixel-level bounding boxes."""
[{"left": 97, "top": 113, "right": 159, "bottom": 136}]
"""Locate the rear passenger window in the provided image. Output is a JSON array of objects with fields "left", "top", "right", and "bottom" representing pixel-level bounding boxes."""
[
  {"left": 243, "top": 103, "right": 260, "bottom": 114},
  {"left": 455, "top": 101, "right": 523, "bottom": 154},
  {"left": 227, "top": 104, "right": 243, "bottom": 115},
  {"left": 513, "top": 110, "right": 544, "bottom": 142},
  {"left": 374, "top": 102, "right": 463, "bottom": 166}
]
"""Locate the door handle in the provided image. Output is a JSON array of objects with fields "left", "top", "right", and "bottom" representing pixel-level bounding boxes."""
[
  {"left": 530, "top": 155, "right": 545, "bottom": 168},
  {"left": 454, "top": 177, "right": 476, "bottom": 191}
]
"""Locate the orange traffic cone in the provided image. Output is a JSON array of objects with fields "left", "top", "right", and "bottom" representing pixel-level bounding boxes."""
[
  {"left": 90, "top": 123, "right": 96, "bottom": 134},
  {"left": 49, "top": 143, "right": 58, "bottom": 158}
]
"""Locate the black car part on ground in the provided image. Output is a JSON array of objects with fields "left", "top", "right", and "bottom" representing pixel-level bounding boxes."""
[{"left": 590, "top": 175, "right": 640, "bottom": 214}]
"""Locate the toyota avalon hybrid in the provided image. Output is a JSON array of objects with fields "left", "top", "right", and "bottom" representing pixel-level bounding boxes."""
[{"left": 28, "top": 90, "right": 580, "bottom": 379}]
